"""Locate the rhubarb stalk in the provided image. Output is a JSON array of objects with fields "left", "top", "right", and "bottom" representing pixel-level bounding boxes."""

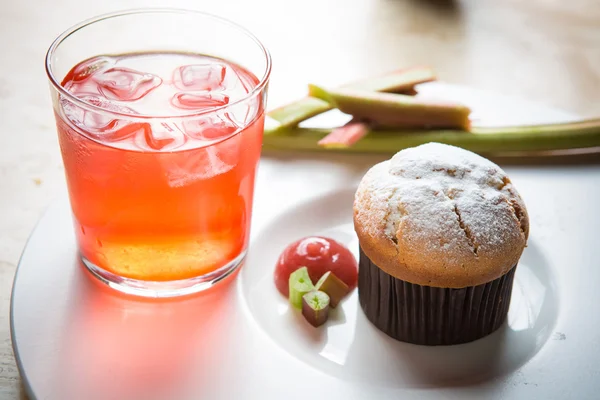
[
  {"left": 308, "top": 85, "right": 472, "bottom": 130},
  {"left": 263, "top": 120, "right": 600, "bottom": 154},
  {"left": 266, "top": 67, "right": 436, "bottom": 132},
  {"left": 318, "top": 121, "right": 370, "bottom": 148}
]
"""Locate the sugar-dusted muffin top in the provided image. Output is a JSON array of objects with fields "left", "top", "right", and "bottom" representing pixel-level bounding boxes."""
[{"left": 354, "top": 143, "right": 529, "bottom": 288}]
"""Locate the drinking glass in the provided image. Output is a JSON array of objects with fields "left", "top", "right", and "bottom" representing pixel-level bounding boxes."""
[{"left": 45, "top": 9, "right": 271, "bottom": 297}]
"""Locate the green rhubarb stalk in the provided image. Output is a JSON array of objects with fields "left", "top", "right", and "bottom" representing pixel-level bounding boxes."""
[
  {"left": 308, "top": 85, "right": 471, "bottom": 130},
  {"left": 266, "top": 67, "right": 436, "bottom": 132},
  {"left": 268, "top": 97, "right": 332, "bottom": 129},
  {"left": 262, "top": 120, "right": 600, "bottom": 154}
]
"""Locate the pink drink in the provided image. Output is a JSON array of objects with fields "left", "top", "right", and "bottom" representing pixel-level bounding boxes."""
[{"left": 56, "top": 52, "right": 264, "bottom": 282}]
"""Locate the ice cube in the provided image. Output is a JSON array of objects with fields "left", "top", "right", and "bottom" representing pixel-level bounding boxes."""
[
  {"left": 226, "top": 98, "right": 260, "bottom": 130},
  {"left": 172, "top": 64, "right": 226, "bottom": 91},
  {"left": 163, "top": 139, "right": 239, "bottom": 187},
  {"left": 94, "top": 67, "right": 162, "bottom": 101},
  {"left": 83, "top": 95, "right": 138, "bottom": 115},
  {"left": 182, "top": 114, "right": 239, "bottom": 141},
  {"left": 171, "top": 92, "right": 230, "bottom": 110},
  {"left": 60, "top": 96, "right": 86, "bottom": 126},
  {"left": 134, "top": 122, "right": 187, "bottom": 151},
  {"left": 79, "top": 96, "right": 140, "bottom": 142},
  {"left": 69, "top": 56, "right": 115, "bottom": 83},
  {"left": 224, "top": 63, "right": 252, "bottom": 94},
  {"left": 61, "top": 95, "right": 143, "bottom": 141}
]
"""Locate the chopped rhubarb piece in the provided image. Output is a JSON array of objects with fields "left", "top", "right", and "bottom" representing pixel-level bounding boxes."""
[
  {"left": 268, "top": 97, "right": 331, "bottom": 129},
  {"left": 266, "top": 67, "right": 437, "bottom": 131},
  {"left": 289, "top": 267, "right": 315, "bottom": 309},
  {"left": 308, "top": 85, "right": 471, "bottom": 130},
  {"left": 315, "top": 271, "right": 350, "bottom": 308},
  {"left": 318, "top": 122, "right": 370, "bottom": 148},
  {"left": 302, "top": 291, "right": 330, "bottom": 327}
]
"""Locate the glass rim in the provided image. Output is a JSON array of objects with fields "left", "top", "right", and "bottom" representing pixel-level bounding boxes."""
[{"left": 45, "top": 8, "right": 272, "bottom": 121}]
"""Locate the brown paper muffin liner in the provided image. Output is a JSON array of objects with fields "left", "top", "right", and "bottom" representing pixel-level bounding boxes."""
[{"left": 358, "top": 247, "right": 517, "bottom": 346}]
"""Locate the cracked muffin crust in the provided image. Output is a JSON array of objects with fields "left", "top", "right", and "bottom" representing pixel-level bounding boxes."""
[{"left": 354, "top": 143, "right": 529, "bottom": 288}]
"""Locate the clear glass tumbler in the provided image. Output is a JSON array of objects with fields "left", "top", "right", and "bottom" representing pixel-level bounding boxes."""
[{"left": 45, "top": 9, "right": 271, "bottom": 297}]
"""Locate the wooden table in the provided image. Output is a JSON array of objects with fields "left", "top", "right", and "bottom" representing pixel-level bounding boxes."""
[{"left": 1, "top": 0, "right": 598, "bottom": 398}]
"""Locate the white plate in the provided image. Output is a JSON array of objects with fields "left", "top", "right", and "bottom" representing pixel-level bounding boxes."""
[{"left": 11, "top": 83, "right": 600, "bottom": 400}]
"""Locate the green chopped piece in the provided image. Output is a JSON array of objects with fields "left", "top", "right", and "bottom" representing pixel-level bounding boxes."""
[
  {"left": 267, "top": 97, "right": 331, "bottom": 130},
  {"left": 289, "top": 267, "right": 315, "bottom": 309},
  {"left": 302, "top": 290, "right": 330, "bottom": 327}
]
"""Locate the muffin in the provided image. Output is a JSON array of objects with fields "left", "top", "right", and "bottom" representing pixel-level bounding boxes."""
[{"left": 354, "top": 143, "right": 529, "bottom": 345}]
